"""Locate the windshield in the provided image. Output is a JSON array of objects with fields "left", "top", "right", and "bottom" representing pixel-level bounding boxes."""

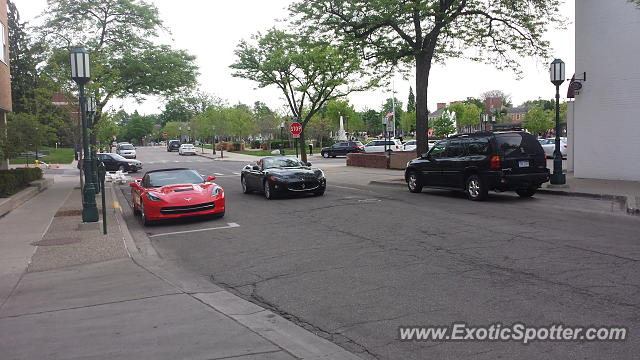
[
  {"left": 147, "top": 170, "right": 204, "bottom": 187},
  {"left": 111, "top": 154, "right": 127, "bottom": 161},
  {"left": 120, "top": 144, "right": 134, "bottom": 150},
  {"left": 263, "top": 157, "right": 306, "bottom": 169}
]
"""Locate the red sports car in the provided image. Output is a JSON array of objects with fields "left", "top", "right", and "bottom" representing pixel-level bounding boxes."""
[{"left": 130, "top": 168, "right": 225, "bottom": 225}]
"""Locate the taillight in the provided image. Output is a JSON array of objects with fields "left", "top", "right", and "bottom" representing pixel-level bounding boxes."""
[
  {"left": 490, "top": 155, "right": 501, "bottom": 169},
  {"left": 563, "top": 145, "right": 567, "bottom": 148},
  {"left": 395, "top": 145, "right": 399, "bottom": 149}
]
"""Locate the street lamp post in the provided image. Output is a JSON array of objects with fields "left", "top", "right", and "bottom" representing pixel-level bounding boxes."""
[
  {"left": 279, "top": 122, "right": 285, "bottom": 156},
  {"left": 70, "top": 48, "right": 99, "bottom": 222},
  {"left": 549, "top": 58, "right": 566, "bottom": 185},
  {"left": 86, "top": 95, "right": 99, "bottom": 194}
]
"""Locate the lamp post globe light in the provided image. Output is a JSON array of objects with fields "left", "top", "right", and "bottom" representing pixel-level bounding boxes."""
[
  {"left": 70, "top": 48, "right": 99, "bottom": 222},
  {"left": 549, "top": 59, "right": 566, "bottom": 185}
]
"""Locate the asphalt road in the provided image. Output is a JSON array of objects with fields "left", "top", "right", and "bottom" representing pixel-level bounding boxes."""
[{"left": 120, "top": 147, "right": 639, "bottom": 360}]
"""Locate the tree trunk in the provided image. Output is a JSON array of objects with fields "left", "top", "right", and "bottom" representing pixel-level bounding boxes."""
[{"left": 415, "top": 51, "right": 432, "bottom": 156}]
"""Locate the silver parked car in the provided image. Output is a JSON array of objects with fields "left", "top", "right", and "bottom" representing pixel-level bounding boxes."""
[{"left": 538, "top": 138, "right": 567, "bottom": 158}]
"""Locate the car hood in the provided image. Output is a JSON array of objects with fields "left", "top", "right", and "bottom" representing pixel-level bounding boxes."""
[
  {"left": 149, "top": 183, "right": 216, "bottom": 201},
  {"left": 264, "top": 167, "right": 322, "bottom": 178}
]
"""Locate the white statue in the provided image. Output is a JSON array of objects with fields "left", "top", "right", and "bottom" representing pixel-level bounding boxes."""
[{"left": 336, "top": 115, "right": 348, "bottom": 141}]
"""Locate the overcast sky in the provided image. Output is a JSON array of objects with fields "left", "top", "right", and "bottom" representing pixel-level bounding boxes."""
[{"left": 20, "top": 0, "right": 575, "bottom": 114}]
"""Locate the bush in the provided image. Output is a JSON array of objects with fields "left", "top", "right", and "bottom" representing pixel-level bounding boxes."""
[
  {"left": 251, "top": 140, "right": 261, "bottom": 149},
  {"left": 269, "top": 139, "right": 291, "bottom": 149},
  {"left": 232, "top": 142, "right": 242, "bottom": 151},
  {"left": 0, "top": 168, "right": 43, "bottom": 197}
]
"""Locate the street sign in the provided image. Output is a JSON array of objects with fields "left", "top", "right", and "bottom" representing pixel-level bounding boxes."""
[{"left": 290, "top": 122, "right": 302, "bottom": 137}]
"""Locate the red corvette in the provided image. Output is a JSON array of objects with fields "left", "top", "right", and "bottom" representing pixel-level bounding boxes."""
[{"left": 130, "top": 168, "right": 225, "bottom": 225}]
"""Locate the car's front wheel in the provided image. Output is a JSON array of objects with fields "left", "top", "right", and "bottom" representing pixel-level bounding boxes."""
[
  {"left": 322, "top": 152, "right": 329, "bottom": 158},
  {"left": 466, "top": 174, "right": 487, "bottom": 201},
  {"left": 118, "top": 165, "right": 126, "bottom": 172},
  {"left": 407, "top": 172, "right": 423, "bottom": 193},
  {"left": 264, "top": 180, "right": 275, "bottom": 200},
  {"left": 132, "top": 194, "right": 141, "bottom": 215},
  {"left": 241, "top": 176, "right": 250, "bottom": 194},
  {"left": 140, "top": 201, "right": 152, "bottom": 226},
  {"left": 516, "top": 188, "right": 537, "bottom": 198}
]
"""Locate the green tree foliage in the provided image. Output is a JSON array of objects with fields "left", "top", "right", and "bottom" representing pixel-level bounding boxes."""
[
  {"left": 94, "top": 115, "right": 120, "bottom": 149},
  {"left": 432, "top": 112, "right": 456, "bottom": 137},
  {"left": 231, "top": 28, "right": 375, "bottom": 162},
  {"left": 400, "top": 111, "right": 416, "bottom": 133},
  {"left": 6, "top": 114, "right": 57, "bottom": 157},
  {"left": 463, "top": 97, "right": 485, "bottom": 113},
  {"left": 161, "top": 122, "right": 185, "bottom": 140},
  {"left": 361, "top": 109, "right": 382, "bottom": 135},
  {"left": 252, "top": 101, "right": 279, "bottom": 139},
  {"left": 325, "top": 99, "right": 362, "bottom": 132},
  {"left": 291, "top": 0, "right": 562, "bottom": 154},
  {"left": 407, "top": 87, "right": 416, "bottom": 113},
  {"left": 39, "top": 0, "right": 198, "bottom": 123},
  {"left": 117, "top": 111, "right": 156, "bottom": 144},
  {"left": 523, "top": 107, "right": 554, "bottom": 135}
]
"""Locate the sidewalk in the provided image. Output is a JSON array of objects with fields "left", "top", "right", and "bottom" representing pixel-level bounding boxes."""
[
  {"left": 0, "top": 176, "right": 363, "bottom": 359},
  {"left": 368, "top": 169, "right": 640, "bottom": 215}
]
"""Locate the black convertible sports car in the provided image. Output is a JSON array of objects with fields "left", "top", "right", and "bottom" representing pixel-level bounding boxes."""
[{"left": 240, "top": 156, "right": 326, "bottom": 199}]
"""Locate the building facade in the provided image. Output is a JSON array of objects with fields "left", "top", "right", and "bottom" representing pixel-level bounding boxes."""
[
  {"left": 0, "top": 0, "right": 11, "bottom": 169},
  {"left": 570, "top": 0, "right": 640, "bottom": 181}
]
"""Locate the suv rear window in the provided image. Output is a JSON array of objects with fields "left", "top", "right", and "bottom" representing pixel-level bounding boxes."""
[{"left": 495, "top": 133, "right": 543, "bottom": 156}]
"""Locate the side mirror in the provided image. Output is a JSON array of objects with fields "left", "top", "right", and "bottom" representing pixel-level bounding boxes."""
[
  {"left": 252, "top": 165, "right": 260, "bottom": 171},
  {"left": 306, "top": 162, "right": 312, "bottom": 166},
  {"left": 206, "top": 175, "right": 216, "bottom": 182},
  {"left": 130, "top": 178, "right": 142, "bottom": 187},
  {"left": 421, "top": 153, "right": 430, "bottom": 159}
]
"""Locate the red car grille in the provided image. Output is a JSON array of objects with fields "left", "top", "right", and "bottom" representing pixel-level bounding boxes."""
[{"left": 160, "top": 202, "right": 215, "bottom": 215}]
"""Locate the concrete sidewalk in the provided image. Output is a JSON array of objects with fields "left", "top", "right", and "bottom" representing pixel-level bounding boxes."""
[
  {"left": 0, "top": 176, "right": 363, "bottom": 359},
  {"left": 367, "top": 169, "right": 640, "bottom": 215}
]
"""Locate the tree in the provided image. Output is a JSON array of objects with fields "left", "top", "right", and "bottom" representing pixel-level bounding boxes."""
[
  {"left": 253, "top": 101, "right": 279, "bottom": 139},
  {"left": 361, "top": 109, "right": 382, "bottom": 135},
  {"left": 291, "top": 0, "right": 562, "bottom": 155},
  {"left": 161, "top": 121, "right": 184, "bottom": 140},
  {"left": 231, "top": 29, "right": 374, "bottom": 162},
  {"left": 325, "top": 99, "right": 361, "bottom": 132},
  {"left": 432, "top": 112, "right": 456, "bottom": 138},
  {"left": 407, "top": 87, "right": 416, "bottom": 112},
  {"left": 39, "top": 0, "right": 198, "bottom": 125},
  {"left": 463, "top": 97, "right": 485, "bottom": 113},
  {"left": 522, "top": 107, "right": 554, "bottom": 136},
  {"left": 94, "top": 115, "right": 120, "bottom": 149},
  {"left": 399, "top": 111, "right": 416, "bottom": 134},
  {"left": 459, "top": 103, "right": 481, "bottom": 128},
  {"left": 6, "top": 113, "right": 57, "bottom": 157}
]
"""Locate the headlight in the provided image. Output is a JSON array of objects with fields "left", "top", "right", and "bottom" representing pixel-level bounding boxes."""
[
  {"left": 146, "top": 193, "right": 162, "bottom": 202},
  {"left": 211, "top": 185, "right": 222, "bottom": 197},
  {"left": 315, "top": 169, "right": 325, "bottom": 179}
]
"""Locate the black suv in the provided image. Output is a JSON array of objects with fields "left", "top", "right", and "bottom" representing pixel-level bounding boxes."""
[
  {"left": 167, "top": 140, "right": 181, "bottom": 152},
  {"left": 321, "top": 141, "right": 364, "bottom": 158},
  {"left": 404, "top": 131, "right": 550, "bottom": 201}
]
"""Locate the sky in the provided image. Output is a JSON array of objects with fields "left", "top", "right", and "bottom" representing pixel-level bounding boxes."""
[{"left": 19, "top": 0, "right": 575, "bottom": 114}]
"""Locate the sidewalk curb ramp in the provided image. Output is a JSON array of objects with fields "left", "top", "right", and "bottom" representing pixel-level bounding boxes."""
[
  {"left": 0, "top": 178, "right": 54, "bottom": 218},
  {"left": 111, "top": 184, "right": 364, "bottom": 359},
  {"left": 369, "top": 178, "right": 639, "bottom": 216}
]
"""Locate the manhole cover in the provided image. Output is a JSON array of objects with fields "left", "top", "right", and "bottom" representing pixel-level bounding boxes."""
[{"left": 31, "top": 238, "right": 82, "bottom": 246}]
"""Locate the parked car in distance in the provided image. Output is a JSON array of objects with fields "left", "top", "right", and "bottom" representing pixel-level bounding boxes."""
[
  {"left": 405, "top": 131, "right": 550, "bottom": 201},
  {"left": 97, "top": 153, "right": 142, "bottom": 173},
  {"left": 167, "top": 140, "right": 181, "bottom": 152},
  {"left": 538, "top": 138, "right": 567, "bottom": 158},
  {"left": 179, "top": 144, "right": 197, "bottom": 156},
  {"left": 320, "top": 141, "right": 364, "bottom": 158},
  {"left": 116, "top": 143, "right": 136, "bottom": 159},
  {"left": 240, "top": 156, "right": 326, "bottom": 199},
  {"left": 364, "top": 139, "right": 403, "bottom": 152},
  {"left": 130, "top": 168, "right": 225, "bottom": 226},
  {"left": 403, "top": 140, "right": 416, "bottom": 151}
]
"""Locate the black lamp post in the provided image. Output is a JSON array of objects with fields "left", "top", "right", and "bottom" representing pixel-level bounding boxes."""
[
  {"left": 549, "top": 58, "right": 566, "bottom": 185},
  {"left": 86, "top": 95, "right": 99, "bottom": 194},
  {"left": 71, "top": 48, "right": 99, "bottom": 222},
  {"left": 279, "top": 121, "right": 285, "bottom": 156}
]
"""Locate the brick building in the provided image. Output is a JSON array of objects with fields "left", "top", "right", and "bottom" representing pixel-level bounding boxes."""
[{"left": 0, "top": 0, "right": 11, "bottom": 169}]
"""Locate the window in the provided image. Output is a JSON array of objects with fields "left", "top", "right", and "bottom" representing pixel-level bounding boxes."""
[
  {"left": 0, "top": 22, "right": 5, "bottom": 64},
  {"left": 428, "top": 141, "right": 447, "bottom": 159},
  {"left": 467, "top": 138, "right": 490, "bottom": 155},
  {"left": 444, "top": 140, "right": 466, "bottom": 158}
]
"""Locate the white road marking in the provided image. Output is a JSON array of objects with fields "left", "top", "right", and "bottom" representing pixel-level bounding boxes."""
[
  {"left": 214, "top": 172, "right": 225, "bottom": 176},
  {"left": 233, "top": 172, "right": 241, "bottom": 175},
  {"left": 331, "top": 185, "right": 369, "bottom": 192},
  {"left": 149, "top": 222, "right": 240, "bottom": 238}
]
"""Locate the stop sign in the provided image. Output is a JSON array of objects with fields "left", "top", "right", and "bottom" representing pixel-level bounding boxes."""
[{"left": 289, "top": 122, "right": 302, "bottom": 135}]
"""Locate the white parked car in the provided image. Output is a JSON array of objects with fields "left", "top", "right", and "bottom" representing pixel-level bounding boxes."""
[
  {"left": 178, "top": 144, "right": 197, "bottom": 156},
  {"left": 403, "top": 140, "right": 416, "bottom": 151},
  {"left": 538, "top": 138, "right": 567, "bottom": 158},
  {"left": 116, "top": 143, "right": 136, "bottom": 159},
  {"left": 364, "top": 139, "right": 404, "bottom": 153}
]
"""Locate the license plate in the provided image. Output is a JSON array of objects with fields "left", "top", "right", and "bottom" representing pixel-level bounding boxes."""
[{"left": 518, "top": 160, "right": 529, "bottom": 167}]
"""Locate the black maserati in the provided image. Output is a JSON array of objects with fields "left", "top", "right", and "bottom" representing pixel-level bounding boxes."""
[{"left": 240, "top": 156, "right": 326, "bottom": 199}]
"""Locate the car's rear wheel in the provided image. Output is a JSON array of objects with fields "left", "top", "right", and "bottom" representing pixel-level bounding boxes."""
[
  {"left": 118, "top": 165, "right": 125, "bottom": 172},
  {"left": 516, "top": 188, "right": 537, "bottom": 198},
  {"left": 407, "top": 172, "right": 423, "bottom": 193},
  {"left": 466, "top": 174, "right": 487, "bottom": 201},
  {"left": 241, "top": 176, "right": 250, "bottom": 194},
  {"left": 322, "top": 152, "right": 329, "bottom": 158},
  {"left": 264, "top": 180, "right": 275, "bottom": 200},
  {"left": 132, "top": 194, "right": 141, "bottom": 215}
]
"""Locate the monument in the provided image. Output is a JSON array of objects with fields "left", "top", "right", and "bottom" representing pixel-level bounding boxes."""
[{"left": 336, "top": 115, "right": 348, "bottom": 141}]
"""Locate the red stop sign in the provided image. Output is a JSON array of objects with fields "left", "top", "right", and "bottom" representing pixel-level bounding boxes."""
[{"left": 289, "top": 122, "right": 302, "bottom": 135}]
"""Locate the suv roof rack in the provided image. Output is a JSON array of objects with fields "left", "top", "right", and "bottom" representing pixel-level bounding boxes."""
[{"left": 448, "top": 131, "right": 495, "bottom": 138}]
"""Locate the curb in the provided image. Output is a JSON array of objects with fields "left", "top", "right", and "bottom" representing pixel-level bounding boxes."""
[
  {"left": 0, "top": 178, "right": 54, "bottom": 218},
  {"left": 368, "top": 178, "right": 639, "bottom": 216},
  {"left": 110, "top": 184, "right": 365, "bottom": 359}
]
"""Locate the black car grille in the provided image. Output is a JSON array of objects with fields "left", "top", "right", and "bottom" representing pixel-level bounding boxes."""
[
  {"left": 160, "top": 202, "right": 215, "bottom": 215},
  {"left": 287, "top": 180, "right": 320, "bottom": 191}
]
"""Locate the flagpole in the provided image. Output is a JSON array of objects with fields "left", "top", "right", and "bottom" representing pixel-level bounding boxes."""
[{"left": 392, "top": 77, "right": 396, "bottom": 138}]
